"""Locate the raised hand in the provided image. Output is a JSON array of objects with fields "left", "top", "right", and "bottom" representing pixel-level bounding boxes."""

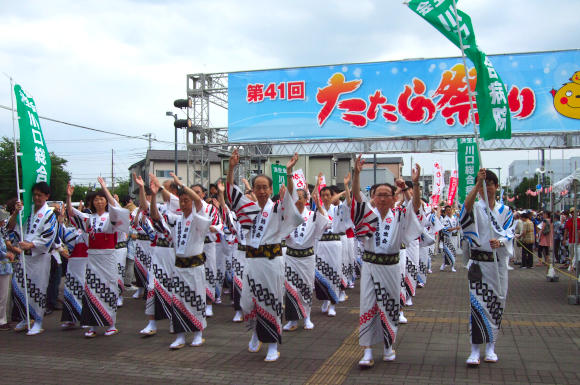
[
  {"left": 286, "top": 152, "right": 299, "bottom": 171},
  {"left": 411, "top": 163, "right": 421, "bottom": 183},
  {"left": 476, "top": 168, "right": 487, "bottom": 184},
  {"left": 169, "top": 172, "right": 182, "bottom": 187},
  {"left": 217, "top": 180, "right": 225, "bottom": 194},
  {"left": 148, "top": 173, "right": 161, "bottom": 190},
  {"left": 230, "top": 148, "right": 240, "bottom": 168},
  {"left": 133, "top": 172, "right": 145, "bottom": 187},
  {"left": 354, "top": 154, "right": 364, "bottom": 174},
  {"left": 149, "top": 178, "right": 159, "bottom": 195},
  {"left": 343, "top": 172, "right": 351, "bottom": 187},
  {"left": 66, "top": 182, "right": 75, "bottom": 197},
  {"left": 97, "top": 176, "right": 107, "bottom": 189},
  {"left": 395, "top": 178, "right": 406, "bottom": 189}
]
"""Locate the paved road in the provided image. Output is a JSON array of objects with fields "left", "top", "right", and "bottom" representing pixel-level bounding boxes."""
[{"left": 1, "top": 255, "right": 579, "bottom": 385}]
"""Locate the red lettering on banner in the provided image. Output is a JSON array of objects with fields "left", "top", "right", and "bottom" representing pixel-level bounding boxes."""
[
  {"left": 264, "top": 83, "right": 277, "bottom": 100},
  {"left": 338, "top": 98, "right": 367, "bottom": 127},
  {"left": 432, "top": 64, "right": 478, "bottom": 126},
  {"left": 316, "top": 73, "right": 362, "bottom": 126},
  {"left": 287, "top": 81, "right": 305, "bottom": 100},
  {"left": 247, "top": 84, "right": 265, "bottom": 103},
  {"left": 397, "top": 78, "right": 437, "bottom": 123},
  {"left": 507, "top": 85, "right": 536, "bottom": 119},
  {"left": 246, "top": 81, "right": 306, "bottom": 103},
  {"left": 367, "top": 90, "right": 386, "bottom": 121},
  {"left": 381, "top": 104, "right": 399, "bottom": 122}
]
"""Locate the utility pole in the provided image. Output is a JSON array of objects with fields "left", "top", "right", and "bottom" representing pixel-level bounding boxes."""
[{"left": 111, "top": 149, "right": 115, "bottom": 194}]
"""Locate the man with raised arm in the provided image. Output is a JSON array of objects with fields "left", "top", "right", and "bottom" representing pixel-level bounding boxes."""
[
  {"left": 461, "top": 169, "right": 515, "bottom": 366},
  {"left": 226, "top": 148, "right": 303, "bottom": 362},
  {"left": 147, "top": 172, "right": 211, "bottom": 349},
  {"left": 351, "top": 154, "right": 423, "bottom": 367}
]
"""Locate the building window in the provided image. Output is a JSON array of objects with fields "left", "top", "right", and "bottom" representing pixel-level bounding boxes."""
[{"left": 156, "top": 170, "right": 172, "bottom": 178}]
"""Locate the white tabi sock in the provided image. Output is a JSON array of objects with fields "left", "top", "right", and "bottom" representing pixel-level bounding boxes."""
[
  {"left": 170, "top": 333, "right": 186, "bottom": 348},
  {"left": 383, "top": 345, "right": 396, "bottom": 361},
  {"left": 304, "top": 317, "right": 314, "bottom": 330},
  {"left": 339, "top": 290, "right": 346, "bottom": 302},
  {"left": 362, "top": 347, "right": 373, "bottom": 361},
  {"left": 399, "top": 311, "right": 407, "bottom": 324},
  {"left": 321, "top": 300, "right": 330, "bottom": 313},
  {"left": 233, "top": 310, "right": 243, "bottom": 322},
  {"left": 468, "top": 343, "right": 480, "bottom": 361},
  {"left": 327, "top": 304, "right": 336, "bottom": 317},
  {"left": 147, "top": 320, "right": 157, "bottom": 330},
  {"left": 265, "top": 343, "right": 279, "bottom": 361},
  {"left": 249, "top": 331, "right": 260, "bottom": 352},
  {"left": 117, "top": 296, "right": 124, "bottom": 307},
  {"left": 191, "top": 331, "right": 203, "bottom": 346},
  {"left": 283, "top": 320, "right": 298, "bottom": 331},
  {"left": 29, "top": 320, "right": 43, "bottom": 333},
  {"left": 485, "top": 342, "right": 498, "bottom": 361},
  {"left": 206, "top": 304, "right": 214, "bottom": 317},
  {"left": 405, "top": 297, "right": 413, "bottom": 306},
  {"left": 132, "top": 288, "right": 144, "bottom": 299}
]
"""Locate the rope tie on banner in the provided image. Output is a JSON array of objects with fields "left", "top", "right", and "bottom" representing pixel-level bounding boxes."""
[{"left": 515, "top": 240, "right": 579, "bottom": 281}]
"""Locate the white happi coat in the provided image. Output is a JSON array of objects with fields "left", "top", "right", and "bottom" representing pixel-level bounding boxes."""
[
  {"left": 352, "top": 196, "right": 422, "bottom": 348},
  {"left": 460, "top": 199, "right": 514, "bottom": 344},
  {"left": 11, "top": 203, "right": 57, "bottom": 321},
  {"left": 228, "top": 182, "right": 303, "bottom": 344}
]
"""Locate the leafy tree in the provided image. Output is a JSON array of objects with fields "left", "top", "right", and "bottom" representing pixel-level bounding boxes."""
[
  {"left": 0, "top": 136, "right": 71, "bottom": 203},
  {"left": 111, "top": 178, "right": 130, "bottom": 200},
  {"left": 513, "top": 175, "right": 551, "bottom": 210}
]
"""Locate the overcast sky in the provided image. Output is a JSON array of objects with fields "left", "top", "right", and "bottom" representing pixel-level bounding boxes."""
[{"left": 0, "top": 0, "right": 578, "bottom": 188}]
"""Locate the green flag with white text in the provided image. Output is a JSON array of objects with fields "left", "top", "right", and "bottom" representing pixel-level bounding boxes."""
[
  {"left": 14, "top": 84, "right": 51, "bottom": 221},
  {"left": 457, "top": 138, "right": 479, "bottom": 203},
  {"left": 408, "top": 0, "right": 511, "bottom": 140}
]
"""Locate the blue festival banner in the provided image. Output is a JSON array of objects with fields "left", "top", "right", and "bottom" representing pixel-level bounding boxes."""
[{"left": 228, "top": 49, "right": 580, "bottom": 142}]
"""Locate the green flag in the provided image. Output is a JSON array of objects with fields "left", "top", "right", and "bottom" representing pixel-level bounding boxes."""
[
  {"left": 14, "top": 84, "right": 51, "bottom": 221},
  {"left": 271, "top": 164, "right": 287, "bottom": 195},
  {"left": 457, "top": 138, "right": 479, "bottom": 203},
  {"left": 408, "top": 0, "right": 511, "bottom": 140}
]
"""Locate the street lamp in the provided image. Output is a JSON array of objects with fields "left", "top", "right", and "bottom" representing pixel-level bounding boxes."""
[{"left": 167, "top": 99, "right": 192, "bottom": 179}]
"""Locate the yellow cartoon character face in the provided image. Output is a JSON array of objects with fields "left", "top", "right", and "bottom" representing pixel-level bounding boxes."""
[{"left": 551, "top": 71, "right": 580, "bottom": 119}]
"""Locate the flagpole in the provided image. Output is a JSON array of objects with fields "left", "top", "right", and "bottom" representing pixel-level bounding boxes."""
[
  {"left": 450, "top": 0, "right": 502, "bottom": 285},
  {"left": 7, "top": 75, "right": 32, "bottom": 330}
]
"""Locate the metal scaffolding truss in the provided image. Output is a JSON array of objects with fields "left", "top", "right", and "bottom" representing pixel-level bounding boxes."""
[{"left": 184, "top": 71, "right": 580, "bottom": 185}]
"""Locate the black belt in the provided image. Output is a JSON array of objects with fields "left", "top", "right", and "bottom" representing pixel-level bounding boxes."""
[
  {"left": 320, "top": 233, "right": 341, "bottom": 242},
  {"left": 246, "top": 244, "right": 282, "bottom": 260},
  {"left": 362, "top": 251, "right": 400, "bottom": 265},
  {"left": 451, "top": 232, "right": 458, "bottom": 236},
  {"left": 155, "top": 238, "right": 172, "bottom": 248},
  {"left": 175, "top": 253, "right": 206, "bottom": 268},
  {"left": 470, "top": 250, "right": 495, "bottom": 262},
  {"left": 237, "top": 244, "right": 246, "bottom": 252},
  {"left": 137, "top": 234, "right": 150, "bottom": 241},
  {"left": 204, "top": 236, "right": 212, "bottom": 244},
  {"left": 286, "top": 246, "right": 314, "bottom": 258},
  {"left": 115, "top": 241, "right": 128, "bottom": 249},
  {"left": 281, "top": 240, "right": 286, "bottom": 248}
]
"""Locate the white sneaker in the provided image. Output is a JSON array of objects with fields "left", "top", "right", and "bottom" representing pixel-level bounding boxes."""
[
  {"left": 451, "top": 267, "right": 457, "bottom": 272},
  {"left": 399, "top": 313, "right": 408, "bottom": 324}
]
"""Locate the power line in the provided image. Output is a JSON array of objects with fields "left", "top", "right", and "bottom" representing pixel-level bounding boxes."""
[{"left": 0, "top": 104, "right": 174, "bottom": 144}]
